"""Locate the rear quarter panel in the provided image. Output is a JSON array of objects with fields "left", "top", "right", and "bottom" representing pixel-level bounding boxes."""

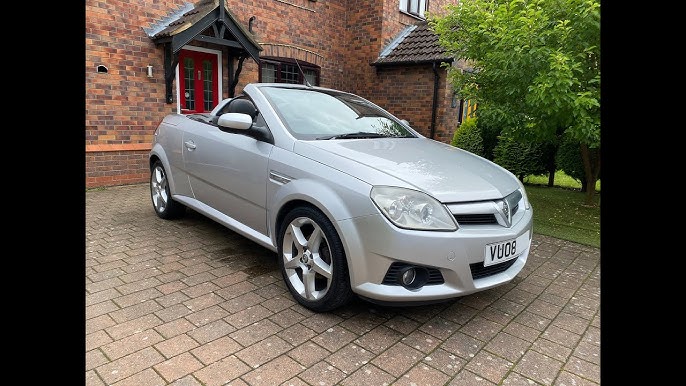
[{"left": 150, "top": 115, "right": 193, "bottom": 198}]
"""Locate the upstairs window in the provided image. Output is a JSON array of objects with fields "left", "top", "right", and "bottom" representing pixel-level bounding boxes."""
[
  {"left": 260, "top": 58, "right": 319, "bottom": 86},
  {"left": 400, "top": 0, "right": 428, "bottom": 18}
]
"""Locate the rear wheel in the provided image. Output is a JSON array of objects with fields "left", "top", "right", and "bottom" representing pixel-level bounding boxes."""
[
  {"left": 277, "top": 206, "right": 353, "bottom": 312},
  {"left": 150, "top": 160, "right": 186, "bottom": 219}
]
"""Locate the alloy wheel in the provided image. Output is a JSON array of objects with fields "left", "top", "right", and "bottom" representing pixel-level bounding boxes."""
[{"left": 281, "top": 216, "right": 333, "bottom": 301}]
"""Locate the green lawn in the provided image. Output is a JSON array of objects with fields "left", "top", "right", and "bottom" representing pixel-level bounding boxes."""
[
  {"left": 523, "top": 172, "right": 600, "bottom": 248},
  {"left": 524, "top": 170, "right": 601, "bottom": 191}
]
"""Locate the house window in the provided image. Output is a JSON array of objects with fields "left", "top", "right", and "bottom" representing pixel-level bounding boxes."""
[
  {"left": 260, "top": 58, "right": 320, "bottom": 86},
  {"left": 400, "top": 0, "right": 428, "bottom": 18}
]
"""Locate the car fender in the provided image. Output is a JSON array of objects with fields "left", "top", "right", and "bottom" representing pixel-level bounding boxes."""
[{"left": 267, "top": 175, "right": 375, "bottom": 247}]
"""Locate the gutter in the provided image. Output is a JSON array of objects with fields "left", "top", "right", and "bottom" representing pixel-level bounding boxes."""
[{"left": 370, "top": 58, "right": 453, "bottom": 67}]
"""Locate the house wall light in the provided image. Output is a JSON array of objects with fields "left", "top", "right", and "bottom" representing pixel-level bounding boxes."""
[{"left": 146, "top": 65, "right": 154, "bottom": 78}]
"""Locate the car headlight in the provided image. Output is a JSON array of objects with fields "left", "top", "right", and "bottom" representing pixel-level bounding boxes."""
[
  {"left": 516, "top": 182, "right": 531, "bottom": 210},
  {"left": 370, "top": 186, "right": 457, "bottom": 231}
]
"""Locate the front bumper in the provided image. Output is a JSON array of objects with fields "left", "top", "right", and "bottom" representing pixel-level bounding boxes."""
[{"left": 337, "top": 207, "right": 533, "bottom": 303}]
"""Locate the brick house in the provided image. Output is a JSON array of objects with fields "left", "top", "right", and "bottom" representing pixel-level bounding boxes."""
[{"left": 85, "top": 0, "right": 465, "bottom": 188}]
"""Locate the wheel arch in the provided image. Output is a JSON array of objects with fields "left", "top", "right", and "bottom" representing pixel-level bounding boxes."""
[
  {"left": 149, "top": 145, "right": 180, "bottom": 197},
  {"left": 269, "top": 177, "right": 373, "bottom": 261},
  {"left": 149, "top": 143, "right": 169, "bottom": 171},
  {"left": 275, "top": 200, "right": 355, "bottom": 311}
]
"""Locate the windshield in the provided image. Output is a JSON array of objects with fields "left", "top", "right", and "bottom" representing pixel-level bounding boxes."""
[{"left": 259, "top": 86, "right": 417, "bottom": 140}]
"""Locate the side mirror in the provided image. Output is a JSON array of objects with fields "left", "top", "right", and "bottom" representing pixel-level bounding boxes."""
[
  {"left": 400, "top": 119, "right": 410, "bottom": 127},
  {"left": 217, "top": 113, "right": 253, "bottom": 130}
]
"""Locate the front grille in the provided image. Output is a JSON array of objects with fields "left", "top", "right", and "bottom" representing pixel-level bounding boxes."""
[
  {"left": 449, "top": 189, "right": 523, "bottom": 227},
  {"left": 382, "top": 262, "right": 444, "bottom": 285},
  {"left": 454, "top": 214, "right": 497, "bottom": 225},
  {"left": 470, "top": 257, "right": 518, "bottom": 280}
]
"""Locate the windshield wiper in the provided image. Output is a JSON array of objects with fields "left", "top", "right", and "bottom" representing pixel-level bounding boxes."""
[{"left": 317, "top": 132, "right": 390, "bottom": 140}]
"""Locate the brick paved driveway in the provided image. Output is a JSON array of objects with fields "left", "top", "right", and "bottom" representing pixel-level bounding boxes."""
[{"left": 86, "top": 183, "right": 600, "bottom": 386}]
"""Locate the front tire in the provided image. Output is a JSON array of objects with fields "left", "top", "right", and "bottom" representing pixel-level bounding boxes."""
[
  {"left": 150, "top": 160, "right": 186, "bottom": 219},
  {"left": 277, "top": 206, "right": 353, "bottom": 312}
]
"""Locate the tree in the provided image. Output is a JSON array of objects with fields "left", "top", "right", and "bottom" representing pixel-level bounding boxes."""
[
  {"left": 430, "top": 0, "right": 600, "bottom": 204},
  {"left": 493, "top": 134, "right": 557, "bottom": 182}
]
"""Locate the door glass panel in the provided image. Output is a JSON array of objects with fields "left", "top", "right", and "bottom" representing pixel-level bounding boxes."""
[
  {"left": 202, "top": 60, "right": 213, "bottom": 111},
  {"left": 183, "top": 57, "right": 195, "bottom": 111}
]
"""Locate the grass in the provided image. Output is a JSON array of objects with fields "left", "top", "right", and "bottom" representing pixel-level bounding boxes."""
[
  {"left": 523, "top": 172, "right": 600, "bottom": 248},
  {"left": 525, "top": 170, "right": 601, "bottom": 191}
]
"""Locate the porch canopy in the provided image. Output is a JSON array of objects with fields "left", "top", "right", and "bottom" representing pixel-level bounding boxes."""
[{"left": 146, "top": 0, "right": 262, "bottom": 102}]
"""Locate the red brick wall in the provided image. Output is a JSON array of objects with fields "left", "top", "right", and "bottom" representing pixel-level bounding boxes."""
[
  {"left": 379, "top": 0, "right": 458, "bottom": 50},
  {"left": 341, "top": 0, "right": 385, "bottom": 94},
  {"left": 434, "top": 64, "right": 461, "bottom": 143},
  {"left": 85, "top": 150, "right": 150, "bottom": 187},
  {"left": 370, "top": 65, "right": 459, "bottom": 141},
  {"left": 225, "top": 0, "right": 348, "bottom": 94},
  {"left": 357, "top": 1, "right": 460, "bottom": 143},
  {"left": 86, "top": 0, "right": 177, "bottom": 187},
  {"left": 86, "top": 0, "right": 349, "bottom": 188},
  {"left": 85, "top": 0, "right": 460, "bottom": 188}
]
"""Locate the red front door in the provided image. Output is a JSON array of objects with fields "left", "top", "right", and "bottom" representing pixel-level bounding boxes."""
[{"left": 179, "top": 50, "right": 219, "bottom": 114}]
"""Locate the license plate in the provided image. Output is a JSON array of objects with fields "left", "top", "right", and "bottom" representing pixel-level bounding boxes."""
[{"left": 483, "top": 231, "right": 529, "bottom": 267}]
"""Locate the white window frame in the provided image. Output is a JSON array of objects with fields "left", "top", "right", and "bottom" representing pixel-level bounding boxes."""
[{"left": 399, "top": 0, "right": 428, "bottom": 18}]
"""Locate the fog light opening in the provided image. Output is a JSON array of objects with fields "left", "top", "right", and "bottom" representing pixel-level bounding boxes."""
[
  {"left": 398, "top": 266, "right": 429, "bottom": 290},
  {"left": 401, "top": 268, "right": 416, "bottom": 286}
]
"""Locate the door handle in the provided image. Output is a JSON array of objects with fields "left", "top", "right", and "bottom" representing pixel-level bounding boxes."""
[{"left": 184, "top": 140, "right": 196, "bottom": 150}]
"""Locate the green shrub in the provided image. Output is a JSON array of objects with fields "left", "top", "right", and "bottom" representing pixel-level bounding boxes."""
[
  {"left": 451, "top": 118, "right": 484, "bottom": 157},
  {"left": 493, "top": 134, "right": 554, "bottom": 181},
  {"left": 555, "top": 135, "right": 585, "bottom": 183}
]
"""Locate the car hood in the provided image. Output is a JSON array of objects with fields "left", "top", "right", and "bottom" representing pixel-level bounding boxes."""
[{"left": 296, "top": 138, "right": 520, "bottom": 202}]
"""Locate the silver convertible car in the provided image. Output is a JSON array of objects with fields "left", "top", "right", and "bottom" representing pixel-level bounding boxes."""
[{"left": 149, "top": 83, "right": 533, "bottom": 312}]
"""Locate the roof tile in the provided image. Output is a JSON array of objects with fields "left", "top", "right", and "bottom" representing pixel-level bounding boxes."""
[{"left": 374, "top": 21, "right": 452, "bottom": 65}]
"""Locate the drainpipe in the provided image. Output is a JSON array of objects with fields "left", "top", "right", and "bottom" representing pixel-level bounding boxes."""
[{"left": 430, "top": 61, "right": 439, "bottom": 139}]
